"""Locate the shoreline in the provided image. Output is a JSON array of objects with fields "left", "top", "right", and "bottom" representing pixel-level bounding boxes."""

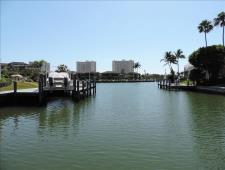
[
  {"left": 158, "top": 82, "right": 225, "bottom": 96},
  {"left": 194, "top": 86, "right": 225, "bottom": 95},
  {"left": 96, "top": 80, "right": 155, "bottom": 83}
]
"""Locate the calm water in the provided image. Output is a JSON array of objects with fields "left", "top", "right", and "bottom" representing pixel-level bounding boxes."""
[{"left": 0, "top": 83, "right": 225, "bottom": 170}]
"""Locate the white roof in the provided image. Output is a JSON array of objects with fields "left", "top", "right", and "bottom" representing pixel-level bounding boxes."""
[
  {"left": 11, "top": 74, "right": 23, "bottom": 78},
  {"left": 184, "top": 64, "right": 195, "bottom": 71},
  {"left": 49, "top": 72, "right": 70, "bottom": 78}
]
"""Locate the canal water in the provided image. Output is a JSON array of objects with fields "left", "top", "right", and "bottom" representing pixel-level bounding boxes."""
[{"left": 0, "top": 83, "right": 225, "bottom": 170}]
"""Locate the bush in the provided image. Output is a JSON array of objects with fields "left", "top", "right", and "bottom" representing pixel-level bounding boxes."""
[
  {"left": 189, "top": 45, "right": 225, "bottom": 84},
  {"left": 189, "top": 69, "right": 205, "bottom": 85}
]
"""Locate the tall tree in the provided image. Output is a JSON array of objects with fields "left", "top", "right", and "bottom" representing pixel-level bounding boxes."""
[
  {"left": 173, "top": 49, "right": 185, "bottom": 76},
  {"left": 56, "top": 64, "right": 69, "bottom": 72},
  {"left": 189, "top": 45, "right": 225, "bottom": 83},
  {"left": 198, "top": 20, "right": 213, "bottom": 47},
  {"left": 134, "top": 62, "right": 141, "bottom": 73},
  {"left": 160, "top": 51, "right": 177, "bottom": 71},
  {"left": 214, "top": 11, "right": 225, "bottom": 47}
]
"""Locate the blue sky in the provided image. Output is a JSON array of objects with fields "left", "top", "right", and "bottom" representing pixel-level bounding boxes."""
[{"left": 1, "top": 1, "right": 225, "bottom": 74}]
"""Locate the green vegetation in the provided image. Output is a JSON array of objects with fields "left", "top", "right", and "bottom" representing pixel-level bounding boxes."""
[
  {"left": 133, "top": 62, "right": 141, "bottom": 73},
  {"left": 0, "top": 77, "right": 10, "bottom": 83},
  {"left": 214, "top": 11, "right": 225, "bottom": 47},
  {"left": 160, "top": 50, "right": 185, "bottom": 82},
  {"left": 174, "top": 49, "right": 185, "bottom": 76},
  {"left": 198, "top": 20, "right": 213, "bottom": 47},
  {"left": 160, "top": 11, "right": 225, "bottom": 85},
  {"left": 1, "top": 60, "right": 46, "bottom": 82},
  {"left": 160, "top": 51, "right": 177, "bottom": 70},
  {"left": 0, "top": 82, "right": 38, "bottom": 92},
  {"left": 56, "top": 64, "right": 69, "bottom": 72},
  {"left": 189, "top": 11, "right": 225, "bottom": 85},
  {"left": 189, "top": 45, "right": 225, "bottom": 85}
]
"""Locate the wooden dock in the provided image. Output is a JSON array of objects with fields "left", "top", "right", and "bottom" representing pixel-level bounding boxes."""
[
  {"left": 157, "top": 80, "right": 195, "bottom": 91},
  {"left": 158, "top": 80, "right": 225, "bottom": 95},
  {"left": 0, "top": 74, "right": 96, "bottom": 106}
]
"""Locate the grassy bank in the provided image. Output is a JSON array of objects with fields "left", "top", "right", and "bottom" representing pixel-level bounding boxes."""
[{"left": 0, "top": 82, "right": 38, "bottom": 91}]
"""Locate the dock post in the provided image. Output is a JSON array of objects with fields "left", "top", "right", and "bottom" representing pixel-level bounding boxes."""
[
  {"left": 90, "top": 81, "right": 93, "bottom": 95},
  {"left": 43, "top": 74, "right": 47, "bottom": 87},
  {"left": 82, "top": 80, "right": 85, "bottom": 99},
  {"left": 13, "top": 81, "right": 17, "bottom": 93},
  {"left": 93, "top": 81, "right": 96, "bottom": 95},
  {"left": 38, "top": 74, "right": 45, "bottom": 105},
  {"left": 76, "top": 80, "right": 80, "bottom": 101},
  {"left": 72, "top": 75, "right": 76, "bottom": 100},
  {"left": 169, "top": 80, "right": 171, "bottom": 90},
  {"left": 86, "top": 81, "right": 89, "bottom": 96},
  {"left": 94, "top": 81, "right": 96, "bottom": 94},
  {"left": 89, "top": 81, "right": 91, "bottom": 96},
  {"left": 13, "top": 81, "right": 17, "bottom": 105}
]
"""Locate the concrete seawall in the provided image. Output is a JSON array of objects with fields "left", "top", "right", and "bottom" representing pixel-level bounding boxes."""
[
  {"left": 0, "top": 92, "right": 41, "bottom": 106},
  {"left": 195, "top": 86, "right": 225, "bottom": 95}
]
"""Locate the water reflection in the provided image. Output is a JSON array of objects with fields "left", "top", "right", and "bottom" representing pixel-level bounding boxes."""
[
  {"left": 185, "top": 93, "right": 225, "bottom": 169},
  {"left": 0, "top": 97, "right": 96, "bottom": 139},
  {"left": 1, "top": 84, "right": 225, "bottom": 170}
]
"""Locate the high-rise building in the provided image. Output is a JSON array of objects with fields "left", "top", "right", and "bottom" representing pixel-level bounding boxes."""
[
  {"left": 76, "top": 61, "right": 96, "bottom": 73},
  {"left": 112, "top": 60, "right": 134, "bottom": 73}
]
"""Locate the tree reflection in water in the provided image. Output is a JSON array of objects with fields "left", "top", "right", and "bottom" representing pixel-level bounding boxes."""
[{"left": 185, "top": 92, "right": 225, "bottom": 169}]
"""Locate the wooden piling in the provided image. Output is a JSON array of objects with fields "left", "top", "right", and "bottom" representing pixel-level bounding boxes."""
[
  {"left": 13, "top": 81, "right": 17, "bottom": 93},
  {"left": 38, "top": 74, "right": 46, "bottom": 105},
  {"left": 92, "top": 81, "right": 96, "bottom": 95},
  {"left": 82, "top": 80, "right": 85, "bottom": 98},
  {"left": 89, "top": 81, "right": 91, "bottom": 96},
  {"left": 76, "top": 80, "right": 80, "bottom": 100},
  {"left": 72, "top": 75, "right": 76, "bottom": 100}
]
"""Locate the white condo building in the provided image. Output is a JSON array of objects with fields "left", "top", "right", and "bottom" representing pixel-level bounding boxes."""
[
  {"left": 76, "top": 61, "right": 96, "bottom": 73},
  {"left": 112, "top": 60, "right": 134, "bottom": 73}
]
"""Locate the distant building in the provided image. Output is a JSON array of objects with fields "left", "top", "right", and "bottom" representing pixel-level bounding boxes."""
[
  {"left": 184, "top": 63, "right": 195, "bottom": 78},
  {"left": 76, "top": 61, "right": 96, "bottom": 73},
  {"left": 8, "top": 62, "right": 28, "bottom": 71},
  {"left": 112, "top": 60, "right": 134, "bottom": 73},
  {"left": 0, "top": 63, "right": 8, "bottom": 72},
  {"left": 1, "top": 61, "right": 50, "bottom": 76},
  {"left": 40, "top": 62, "right": 50, "bottom": 74}
]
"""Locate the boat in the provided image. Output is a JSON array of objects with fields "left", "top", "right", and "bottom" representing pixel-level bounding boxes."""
[{"left": 45, "top": 72, "right": 72, "bottom": 90}]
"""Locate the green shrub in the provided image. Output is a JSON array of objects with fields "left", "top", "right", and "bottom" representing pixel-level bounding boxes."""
[{"left": 189, "top": 45, "right": 225, "bottom": 84}]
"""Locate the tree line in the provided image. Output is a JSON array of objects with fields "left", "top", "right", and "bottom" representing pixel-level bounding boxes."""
[{"left": 161, "top": 11, "right": 225, "bottom": 85}]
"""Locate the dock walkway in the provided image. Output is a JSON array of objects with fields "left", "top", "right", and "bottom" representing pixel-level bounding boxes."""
[
  {"left": 0, "top": 74, "right": 96, "bottom": 106},
  {"left": 157, "top": 80, "right": 225, "bottom": 95},
  {"left": 0, "top": 88, "right": 38, "bottom": 94},
  {"left": 157, "top": 80, "right": 195, "bottom": 91}
]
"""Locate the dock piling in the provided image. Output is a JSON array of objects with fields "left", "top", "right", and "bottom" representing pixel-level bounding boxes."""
[{"left": 13, "top": 81, "right": 17, "bottom": 93}]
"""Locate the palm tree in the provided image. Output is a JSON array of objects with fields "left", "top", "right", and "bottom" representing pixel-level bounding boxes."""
[
  {"left": 214, "top": 11, "right": 225, "bottom": 47},
  {"left": 133, "top": 62, "right": 141, "bottom": 80},
  {"left": 198, "top": 20, "right": 213, "bottom": 47},
  {"left": 134, "top": 62, "right": 141, "bottom": 73},
  {"left": 160, "top": 51, "right": 177, "bottom": 71},
  {"left": 173, "top": 49, "right": 185, "bottom": 76},
  {"left": 56, "top": 64, "right": 69, "bottom": 72}
]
